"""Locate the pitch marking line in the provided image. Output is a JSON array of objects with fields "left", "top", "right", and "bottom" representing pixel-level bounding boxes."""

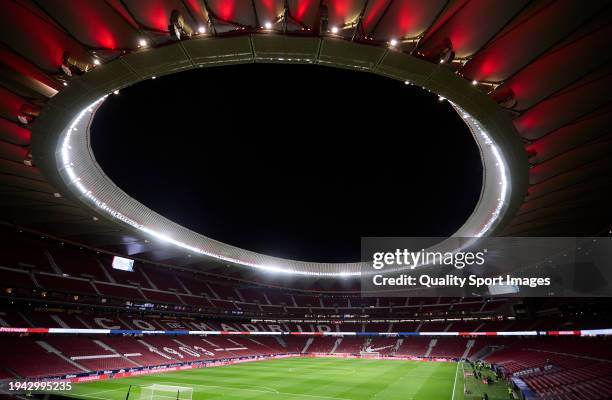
[
  {"left": 451, "top": 361, "right": 460, "bottom": 400},
  {"left": 65, "top": 387, "right": 126, "bottom": 399},
  {"left": 68, "top": 394, "right": 112, "bottom": 400},
  {"left": 67, "top": 393, "right": 121, "bottom": 400}
]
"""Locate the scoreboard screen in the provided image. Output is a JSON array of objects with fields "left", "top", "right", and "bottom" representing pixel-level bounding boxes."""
[{"left": 112, "top": 256, "right": 134, "bottom": 272}]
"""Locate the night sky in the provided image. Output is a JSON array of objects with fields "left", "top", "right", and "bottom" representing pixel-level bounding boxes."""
[{"left": 91, "top": 63, "right": 482, "bottom": 263}]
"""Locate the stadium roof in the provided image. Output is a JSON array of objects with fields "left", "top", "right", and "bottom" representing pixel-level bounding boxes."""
[{"left": 0, "top": 0, "right": 611, "bottom": 281}]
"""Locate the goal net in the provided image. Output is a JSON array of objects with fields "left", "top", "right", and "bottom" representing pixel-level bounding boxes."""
[
  {"left": 360, "top": 351, "right": 380, "bottom": 359},
  {"left": 139, "top": 384, "right": 193, "bottom": 400}
]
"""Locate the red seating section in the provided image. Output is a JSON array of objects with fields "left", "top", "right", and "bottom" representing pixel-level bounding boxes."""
[
  {"left": 96, "top": 282, "right": 145, "bottom": 300},
  {"left": 484, "top": 338, "right": 612, "bottom": 400},
  {"left": 49, "top": 248, "right": 106, "bottom": 280},
  {"left": 0, "top": 337, "right": 82, "bottom": 377},
  {"left": 429, "top": 338, "right": 468, "bottom": 358},
  {"left": 524, "top": 363, "right": 612, "bottom": 400},
  {"left": 0, "top": 231, "right": 53, "bottom": 272},
  {"left": 396, "top": 337, "right": 432, "bottom": 357},
  {"left": 307, "top": 337, "right": 337, "bottom": 353},
  {"left": 334, "top": 337, "right": 364, "bottom": 354}
]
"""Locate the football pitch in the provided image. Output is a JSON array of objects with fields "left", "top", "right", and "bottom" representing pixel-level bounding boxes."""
[{"left": 58, "top": 357, "right": 507, "bottom": 400}]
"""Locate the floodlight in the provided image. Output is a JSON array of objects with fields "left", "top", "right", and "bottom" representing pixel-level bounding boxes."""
[
  {"left": 169, "top": 10, "right": 194, "bottom": 40},
  {"left": 61, "top": 51, "right": 94, "bottom": 76}
]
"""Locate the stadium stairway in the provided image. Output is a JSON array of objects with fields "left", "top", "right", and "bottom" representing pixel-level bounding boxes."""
[
  {"left": 334, "top": 337, "right": 364, "bottom": 354},
  {"left": 395, "top": 337, "right": 431, "bottom": 357},
  {"left": 423, "top": 339, "right": 436, "bottom": 357},
  {"left": 469, "top": 344, "right": 497, "bottom": 361},
  {"left": 94, "top": 339, "right": 142, "bottom": 367},
  {"left": 461, "top": 339, "right": 475, "bottom": 359},
  {"left": 329, "top": 338, "right": 342, "bottom": 353},
  {"left": 36, "top": 340, "right": 89, "bottom": 372}
]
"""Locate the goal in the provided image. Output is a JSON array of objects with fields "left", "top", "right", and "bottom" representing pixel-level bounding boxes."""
[
  {"left": 360, "top": 351, "right": 381, "bottom": 359},
  {"left": 139, "top": 384, "right": 193, "bottom": 400}
]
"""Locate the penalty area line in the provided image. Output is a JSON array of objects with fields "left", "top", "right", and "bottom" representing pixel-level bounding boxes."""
[
  {"left": 62, "top": 387, "right": 126, "bottom": 400},
  {"left": 152, "top": 381, "right": 352, "bottom": 400}
]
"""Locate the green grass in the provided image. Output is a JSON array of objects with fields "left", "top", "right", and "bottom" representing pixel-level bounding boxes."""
[{"left": 54, "top": 357, "right": 507, "bottom": 400}]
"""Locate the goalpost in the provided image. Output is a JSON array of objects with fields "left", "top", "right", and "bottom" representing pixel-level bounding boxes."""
[
  {"left": 139, "top": 384, "right": 193, "bottom": 400},
  {"left": 360, "top": 351, "right": 381, "bottom": 359}
]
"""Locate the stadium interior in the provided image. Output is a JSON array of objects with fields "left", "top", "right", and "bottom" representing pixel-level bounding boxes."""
[{"left": 1, "top": 1, "right": 612, "bottom": 400}]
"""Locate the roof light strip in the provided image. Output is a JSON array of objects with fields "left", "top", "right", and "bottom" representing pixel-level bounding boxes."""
[
  {"left": 451, "top": 103, "right": 509, "bottom": 237},
  {"left": 60, "top": 101, "right": 357, "bottom": 277},
  {"left": 57, "top": 84, "right": 510, "bottom": 277}
]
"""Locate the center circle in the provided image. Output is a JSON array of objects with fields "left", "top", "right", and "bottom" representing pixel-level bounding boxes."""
[{"left": 91, "top": 63, "right": 482, "bottom": 263}]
